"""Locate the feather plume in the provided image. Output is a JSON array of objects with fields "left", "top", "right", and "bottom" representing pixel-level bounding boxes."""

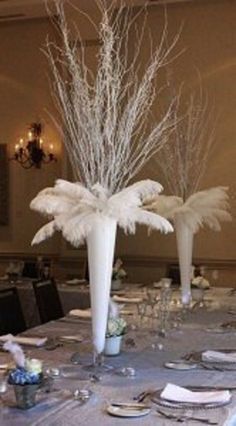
[
  {"left": 30, "top": 179, "right": 173, "bottom": 247},
  {"left": 31, "top": 221, "right": 56, "bottom": 245},
  {"left": 144, "top": 195, "right": 183, "bottom": 218},
  {"left": 117, "top": 208, "right": 173, "bottom": 234},
  {"left": 145, "top": 186, "right": 231, "bottom": 234}
]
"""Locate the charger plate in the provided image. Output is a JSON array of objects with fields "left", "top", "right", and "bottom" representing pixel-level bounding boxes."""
[{"left": 151, "top": 389, "right": 231, "bottom": 410}]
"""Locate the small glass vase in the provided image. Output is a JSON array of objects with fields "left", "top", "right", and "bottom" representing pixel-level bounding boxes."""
[
  {"left": 104, "top": 335, "right": 122, "bottom": 356},
  {"left": 13, "top": 383, "right": 40, "bottom": 409}
]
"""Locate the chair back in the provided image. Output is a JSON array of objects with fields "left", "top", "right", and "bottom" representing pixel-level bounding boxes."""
[
  {"left": 0, "top": 287, "right": 26, "bottom": 335},
  {"left": 32, "top": 279, "right": 64, "bottom": 324},
  {"left": 167, "top": 264, "right": 181, "bottom": 286}
]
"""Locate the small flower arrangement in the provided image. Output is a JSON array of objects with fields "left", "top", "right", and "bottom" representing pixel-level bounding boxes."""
[
  {"left": 3, "top": 341, "right": 43, "bottom": 409},
  {"left": 7, "top": 358, "right": 43, "bottom": 386},
  {"left": 106, "top": 317, "right": 127, "bottom": 338},
  {"left": 112, "top": 258, "right": 127, "bottom": 281}
]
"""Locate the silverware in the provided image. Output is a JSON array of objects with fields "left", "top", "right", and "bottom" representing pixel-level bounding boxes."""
[
  {"left": 133, "top": 389, "right": 154, "bottom": 402},
  {"left": 157, "top": 409, "right": 218, "bottom": 424},
  {"left": 111, "top": 402, "right": 151, "bottom": 410},
  {"left": 72, "top": 389, "right": 92, "bottom": 408}
]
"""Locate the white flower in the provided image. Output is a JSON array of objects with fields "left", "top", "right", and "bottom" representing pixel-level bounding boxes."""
[
  {"left": 106, "top": 318, "right": 127, "bottom": 337},
  {"left": 25, "top": 358, "right": 42, "bottom": 374}
]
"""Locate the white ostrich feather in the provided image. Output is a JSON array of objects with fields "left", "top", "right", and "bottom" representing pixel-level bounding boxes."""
[
  {"left": 144, "top": 195, "right": 183, "bottom": 218},
  {"left": 31, "top": 179, "right": 173, "bottom": 247},
  {"left": 117, "top": 208, "right": 173, "bottom": 234},
  {"left": 31, "top": 221, "right": 56, "bottom": 245},
  {"left": 181, "top": 187, "right": 231, "bottom": 232},
  {"left": 145, "top": 186, "right": 231, "bottom": 234}
]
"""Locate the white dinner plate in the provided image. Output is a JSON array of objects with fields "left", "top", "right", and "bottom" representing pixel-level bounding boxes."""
[
  {"left": 107, "top": 404, "right": 151, "bottom": 418},
  {"left": 164, "top": 361, "right": 197, "bottom": 370},
  {"left": 151, "top": 389, "right": 231, "bottom": 410}
]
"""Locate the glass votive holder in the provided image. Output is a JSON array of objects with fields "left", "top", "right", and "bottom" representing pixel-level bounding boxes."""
[
  {"left": 118, "top": 367, "right": 136, "bottom": 378},
  {"left": 161, "top": 278, "right": 172, "bottom": 288},
  {"left": 13, "top": 383, "right": 40, "bottom": 409},
  {"left": 45, "top": 367, "right": 60, "bottom": 378}
]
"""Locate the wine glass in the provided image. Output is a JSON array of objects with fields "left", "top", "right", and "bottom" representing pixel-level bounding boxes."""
[
  {"left": 0, "top": 378, "right": 7, "bottom": 422},
  {"left": 137, "top": 302, "right": 147, "bottom": 328}
]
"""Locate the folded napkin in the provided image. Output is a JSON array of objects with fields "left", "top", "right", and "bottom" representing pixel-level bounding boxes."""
[
  {"left": 69, "top": 309, "right": 91, "bottom": 318},
  {"left": 0, "top": 364, "right": 8, "bottom": 370},
  {"left": 192, "top": 276, "right": 210, "bottom": 289},
  {"left": 202, "top": 350, "right": 236, "bottom": 363},
  {"left": 66, "top": 278, "right": 86, "bottom": 285},
  {"left": 120, "top": 309, "right": 135, "bottom": 316},
  {"left": 161, "top": 383, "right": 231, "bottom": 404},
  {"left": 0, "top": 334, "right": 47, "bottom": 347},
  {"left": 112, "top": 295, "right": 143, "bottom": 304},
  {"left": 59, "top": 335, "right": 83, "bottom": 343}
]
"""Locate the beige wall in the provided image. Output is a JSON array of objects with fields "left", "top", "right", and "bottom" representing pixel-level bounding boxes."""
[
  {"left": 0, "top": 1, "right": 235, "bottom": 279},
  {"left": 115, "top": 0, "right": 236, "bottom": 263},
  {"left": 0, "top": 18, "right": 61, "bottom": 254}
]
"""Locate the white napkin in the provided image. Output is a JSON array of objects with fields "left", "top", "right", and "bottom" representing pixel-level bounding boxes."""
[
  {"left": 192, "top": 276, "right": 210, "bottom": 289},
  {"left": 69, "top": 309, "right": 91, "bottom": 318},
  {"left": 0, "top": 364, "right": 8, "bottom": 370},
  {"left": 161, "top": 383, "right": 231, "bottom": 404},
  {"left": 112, "top": 295, "right": 142, "bottom": 304},
  {"left": 66, "top": 278, "right": 85, "bottom": 285},
  {"left": 0, "top": 334, "right": 47, "bottom": 347},
  {"left": 202, "top": 350, "right": 236, "bottom": 363},
  {"left": 59, "top": 335, "right": 83, "bottom": 342}
]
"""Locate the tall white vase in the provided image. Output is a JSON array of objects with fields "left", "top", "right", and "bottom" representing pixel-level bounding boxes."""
[
  {"left": 87, "top": 216, "right": 117, "bottom": 356},
  {"left": 174, "top": 215, "right": 194, "bottom": 305}
]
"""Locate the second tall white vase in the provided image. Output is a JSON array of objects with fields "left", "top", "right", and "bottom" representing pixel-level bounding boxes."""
[
  {"left": 175, "top": 215, "right": 194, "bottom": 305},
  {"left": 87, "top": 216, "right": 117, "bottom": 357}
]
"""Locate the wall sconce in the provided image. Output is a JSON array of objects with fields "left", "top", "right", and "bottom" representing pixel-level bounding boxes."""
[{"left": 11, "top": 123, "right": 56, "bottom": 169}]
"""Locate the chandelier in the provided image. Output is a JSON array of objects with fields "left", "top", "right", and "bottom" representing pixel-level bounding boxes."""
[{"left": 12, "top": 123, "right": 56, "bottom": 169}]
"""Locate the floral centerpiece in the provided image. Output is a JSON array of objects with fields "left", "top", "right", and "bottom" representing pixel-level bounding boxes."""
[
  {"left": 112, "top": 259, "right": 127, "bottom": 290},
  {"left": 112, "top": 259, "right": 127, "bottom": 282},
  {"left": 4, "top": 341, "right": 43, "bottom": 409},
  {"left": 106, "top": 317, "right": 127, "bottom": 338},
  {"left": 145, "top": 85, "right": 231, "bottom": 305},
  {"left": 105, "top": 317, "right": 127, "bottom": 356},
  {"left": 30, "top": 1, "right": 179, "bottom": 364}
]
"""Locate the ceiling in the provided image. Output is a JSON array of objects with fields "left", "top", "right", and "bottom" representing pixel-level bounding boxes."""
[{"left": 0, "top": 0, "right": 218, "bottom": 22}]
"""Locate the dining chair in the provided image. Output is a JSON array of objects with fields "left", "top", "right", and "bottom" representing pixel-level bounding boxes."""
[
  {"left": 0, "top": 287, "right": 26, "bottom": 335},
  {"left": 166, "top": 264, "right": 180, "bottom": 286},
  {"left": 32, "top": 279, "right": 64, "bottom": 324}
]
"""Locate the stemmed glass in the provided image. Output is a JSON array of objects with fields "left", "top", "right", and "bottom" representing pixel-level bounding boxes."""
[
  {"left": 137, "top": 302, "right": 147, "bottom": 328},
  {"left": 0, "top": 378, "right": 7, "bottom": 422}
]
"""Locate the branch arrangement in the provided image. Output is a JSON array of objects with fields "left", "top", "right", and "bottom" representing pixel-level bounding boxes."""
[
  {"left": 45, "top": 0, "right": 181, "bottom": 195},
  {"left": 155, "top": 86, "right": 215, "bottom": 200}
]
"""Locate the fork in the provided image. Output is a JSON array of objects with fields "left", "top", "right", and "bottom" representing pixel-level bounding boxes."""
[{"left": 156, "top": 409, "right": 218, "bottom": 424}]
